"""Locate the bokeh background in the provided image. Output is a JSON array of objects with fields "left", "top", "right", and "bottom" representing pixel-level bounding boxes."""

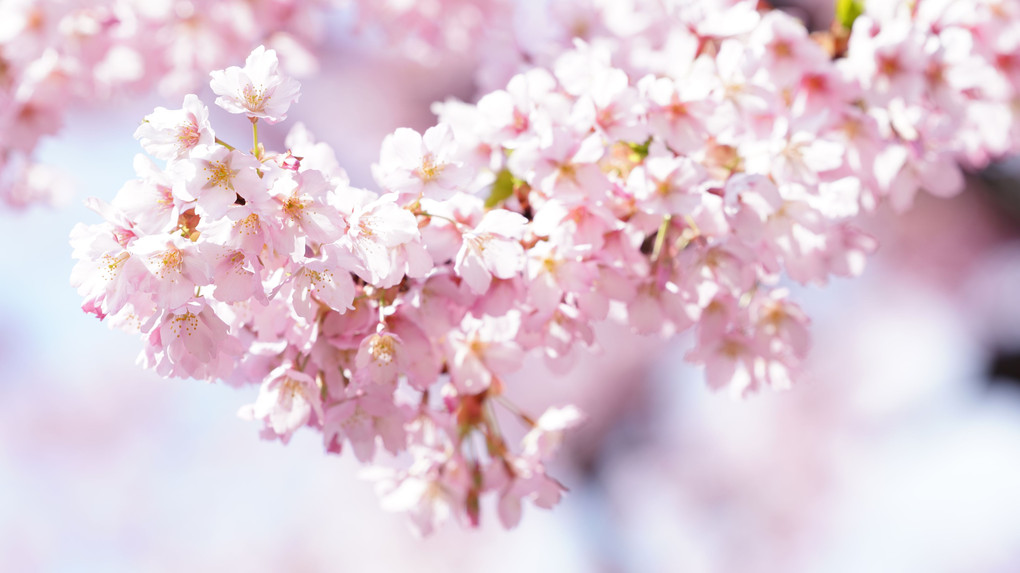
[{"left": 4, "top": 5, "right": 1020, "bottom": 572}]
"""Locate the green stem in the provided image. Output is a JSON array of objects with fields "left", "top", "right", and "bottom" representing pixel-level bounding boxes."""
[
  {"left": 251, "top": 118, "right": 260, "bottom": 159},
  {"left": 215, "top": 137, "right": 235, "bottom": 151},
  {"left": 495, "top": 395, "right": 536, "bottom": 427},
  {"left": 651, "top": 214, "right": 672, "bottom": 262},
  {"left": 418, "top": 210, "right": 463, "bottom": 228}
]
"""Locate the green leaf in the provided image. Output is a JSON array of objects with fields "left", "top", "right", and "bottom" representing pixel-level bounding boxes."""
[
  {"left": 485, "top": 169, "right": 517, "bottom": 208},
  {"left": 627, "top": 138, "right": 652, "bottom": 161},
  {"left": 835, "top": 0, "right": 865, "bottom": 30}
]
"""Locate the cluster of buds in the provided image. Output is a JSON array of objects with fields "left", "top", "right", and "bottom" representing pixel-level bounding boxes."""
[{"left": 72, "top": 0, "right": 1020, "bottom": 533}]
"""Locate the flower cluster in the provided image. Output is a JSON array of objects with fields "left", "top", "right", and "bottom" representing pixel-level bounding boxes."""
[
  {"left": 71, "top": 0, "right": 1020, "bottom": 534},
  {"left": 0, "top": 0, "right": 333, "bottom": 209}
]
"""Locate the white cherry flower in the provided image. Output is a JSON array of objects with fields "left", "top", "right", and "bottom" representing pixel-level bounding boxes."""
[{"left": 209, "top": 45, "right": 301, "bottom": 124}]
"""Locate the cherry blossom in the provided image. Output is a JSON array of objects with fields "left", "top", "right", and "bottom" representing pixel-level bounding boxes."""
[
  {"left": 374, "top": 126, "right": 473, "bottom": 203},
  {"left": 0, "top": 0, "right": 337, "bottom": 210},
  {"left": 454, "top": 210, "right": 529, "bottom": 295},
  {"left": 133, "top": 94, "right": 215, "bottom": 161},
  {"left": 66, "top": 0, "right": 1020, "bottom": 535},
  {"left": 209, "top": 45, "right": 302, "bottom": 124},
  {"left": 239, "top": 365, "right": 325, "bottom": 444}
]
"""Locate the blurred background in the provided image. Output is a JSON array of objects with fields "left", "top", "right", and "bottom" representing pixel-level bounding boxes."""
[{"left": 3, "top": 4, "right": 1020, "bottom": 572}]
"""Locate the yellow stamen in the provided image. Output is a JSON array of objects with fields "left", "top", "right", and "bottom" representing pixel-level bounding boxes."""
[
  {"left": 242, "top": 83, "right": 270, "bottom": 113},
  {"left": 204, "top": 160, "right": 238, "bottom": 190}
]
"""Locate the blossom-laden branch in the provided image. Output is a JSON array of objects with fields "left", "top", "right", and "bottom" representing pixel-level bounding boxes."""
[
  {"left": 0, "top": 0, "right": 334, "bottom": 209},
  {"left": 71, "top": 0, "right": 1020, "bottom": 534}
]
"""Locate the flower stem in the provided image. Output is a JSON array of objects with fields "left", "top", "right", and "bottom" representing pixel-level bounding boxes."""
[
  {"left": 651, "top": 214, "right": 672, "bottom": 262},
  {"left": 417, "top": 210, "right": 463, "bottom": 229},
  {"left": 495, "top": 395, "right": 536, "bottom": 427},
  {"left": 251, "top": 118, "right": 260, "bottom": 159}
]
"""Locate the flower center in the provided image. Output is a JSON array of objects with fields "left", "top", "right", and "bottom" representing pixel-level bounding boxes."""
[
  {"left": 417, "top": 154, "right": 444, "bottom": 183},
  {"left": 242, "top": 83, "right": 269, "bottom": 113},
  {"left": 204, "top": 160, "right": 237, "bottom": 190},
  {"left": 284, "top": 195, "right": 305, "bottom": 218},
  {"left": 153, "top": 248, "right": 183, "bottom": 278},
  {"left": 177, "top": 122, "right": 200, "bottom": 152},
  {"left": 369, "top": 334, "right": 397, "bottom": 365},
  {"left": 235, "top": 212, "right": 261, "bottom": 236},
  {"left": 170, "top": 311, "right": 198, "bottom": 338},
  {"left": 100, "top": 252, "right": 130, "bottom": 280}
]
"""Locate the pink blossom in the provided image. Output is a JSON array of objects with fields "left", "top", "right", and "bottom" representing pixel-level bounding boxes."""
[
  {"left": 208, "top": 247, "right": 267, "bottom": 305},
  {"left": 112, "top": 156, "right": 179, "bottom": 236},
  {"left": 323, "top": 392, "right": 410, "bottom": 463},
  {"left": 454, "top": 209, "right": 528, "bottom": 295},
  {"left": 171, "top": 145, "right": 265, "bottom": 219},
  {"left": 530, "top": 199, "right": 617, "bottom": 252},
  {"left": 354, "top": 331, "right": 405, "bottom": 386},
  {"left": 525, "top": 242, "right": 595, "bottom": 315},
  {"left": 70, "top": 220, "right": 151, "bottom": 321},
  {"left": 238, "top": 365, "right": 325, "bottom": 444},
  {"left": 288, "top": 257, "right": 357, "bottom": 322},
  {"left": 338, "top": 189, "right": 422, "bottom": 285},
  {"left": 751, "top": 289, "right": 811, "bottom": 358},
  {"left": 387, "top": 314, "right": 442, "bottom": 390},
  {"left": 209, "top": 45, "right": 301, "bottom": 124},
  {"left": 269, "top": 170, "right": 346, "bottom": 247},
  {"left": 445, "top": 314, "right": 524, "bottom": 395},
  {"left": 508, "top": 129, "right": 608, "bottom": 202},
  {"left": 686, "top": 331, "right": 763, "bottom": 397},
  {"left": 874, "top": 142, "right": 965, "bottom": 212},
  {"left": 640, "top": 74, "right": 712, "bottom": 155},
  {"left": 376, "top": 449, "right": 471, "bottom": 536},
  {"left": 143, "top": 301, "right": 242, "bottom": 380},
  {"left": 751, "top": 10, "right": 829, "bottom": 87},
  {"left": 844, "top": 15, "right": 926, "bottom": 104},
  {"left": 485, "top": 453, "right": 566, "bottom": 529},
  {"left": 527, "top": 303, "right": 598, "bottom": 372},
  {"left": 474, "top": 69, "right": 563, "bottom": 149},
  {"left": 373, "top": 125, "right": 472, "bottom": 203},
  {"left": 129, "top": 233, "right": 210, "bottom": 311},
  {"left": 521, "top": 405, "right": 585, "bottom": 461},
  {"left": 133, "top": 94, "right": 215, "bottom": 161},
  {"left": 627, "top": 145, "right": 708, "bottom": 216}
]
